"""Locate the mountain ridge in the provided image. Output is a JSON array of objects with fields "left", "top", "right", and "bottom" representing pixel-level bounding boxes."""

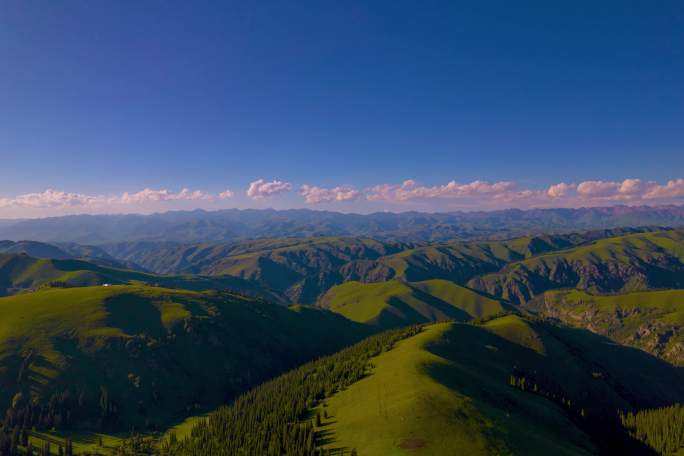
[{"left": 0, "top": 205, "right": 682, "bottom": 244}]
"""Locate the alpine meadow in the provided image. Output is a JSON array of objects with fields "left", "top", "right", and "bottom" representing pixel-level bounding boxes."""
[{"left": 1, "top": 1, "right": 684, "bottom": 455}]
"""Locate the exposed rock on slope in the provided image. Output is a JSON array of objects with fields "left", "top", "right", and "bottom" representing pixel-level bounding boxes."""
[{"left": 469, "top": 230, "right": 684, "bottom": 304}]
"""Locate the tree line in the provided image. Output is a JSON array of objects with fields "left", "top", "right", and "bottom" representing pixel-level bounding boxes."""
[
  {"left": 619, "top": 404, "right": 683, "bottom": 455},
  {"left": 509, "top": 370, "right": 682, "bottom": 455},
  {"left": 157, "top": 325, "right": 422, "bottom": 456}
]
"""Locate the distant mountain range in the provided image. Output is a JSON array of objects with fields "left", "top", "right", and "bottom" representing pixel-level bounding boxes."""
[{"left": 1, "top": 205, "right": 684, "bottom": 243}]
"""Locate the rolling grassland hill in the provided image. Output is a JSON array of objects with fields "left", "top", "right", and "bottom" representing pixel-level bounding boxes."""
[
  {"left": 103, "top": 237, "right": 414, "bottom": 304},
  {"left": 99, "top": 238, "right": 417, "bottom": 276},
  {"left": 0, "top": 285, "right": 371, "bottom": 432},
  {"left": 0, "top": 253, "right": 147, "bottom": 296},
  {"left": 319, "top": 279, "right": 508, "bottom": 328},
  {"left": 0, "top": 240, "right": 135, "bottom": 270},
  {"left": 469, "top": 229, "right": 684, "bottom": 304},
  {"left": 0, "top": 240, "right": 73, "bottom": 259},
  {"left": 373, "top": 234, "right": 582, "bottom": 284},
  {"left": 0, "top": 252, "right": 286, "bottom": 302},
  {"left": 164, "top": 316, "right": 684, "bottom": 456},
  {"left": 320, "top": 317, "right": 684, "bottom": 455},
  {"left": 96, "top": 227, "right": 662, "bottom": 305}
]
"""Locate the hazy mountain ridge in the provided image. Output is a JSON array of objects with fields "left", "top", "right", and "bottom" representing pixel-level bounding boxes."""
[
  {"left": 0, "top": 205, "right": 683, "bottom": 244},
  {"left": 0, "top": 240, "right": 139, "bottom": 270}
]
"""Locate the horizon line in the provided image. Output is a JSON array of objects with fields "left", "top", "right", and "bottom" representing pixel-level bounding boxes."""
[{"left": 1, "top": 202, "right": 684, "bottom": 222}]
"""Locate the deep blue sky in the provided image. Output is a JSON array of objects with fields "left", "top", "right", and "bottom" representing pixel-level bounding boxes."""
[{"left": 1, "top": 1, "right": 683, "bottom": 215}]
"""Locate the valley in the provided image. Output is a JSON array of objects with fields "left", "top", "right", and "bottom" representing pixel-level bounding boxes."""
[{"left": 0, "top": 223, "right": 683, "bottom": 455}]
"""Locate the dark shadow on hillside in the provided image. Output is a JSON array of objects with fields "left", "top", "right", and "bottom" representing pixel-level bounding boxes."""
[
  {"left": 423, "top": 321, "right": 682, "bottom": 455},
  {"left": 313, "top": 412, "right": 347, "bottom": 454},
  {"left": 370, "top": 293, "right": 471, "bottom": 329},
  {"left": 408, "top": 286, "right": 472, "bottom": 322},
  {"left": 104, "top": 294, "right": 164, "bottom": 337}
]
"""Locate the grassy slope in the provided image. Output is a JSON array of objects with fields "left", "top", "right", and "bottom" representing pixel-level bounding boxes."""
[
  {"left": 537, "top": 289, "right": 684, "bottom": 366},
  {"left": 104, "top": 230, "right": 638, "bottom": 305},
  {"left": 469, "top": 229, "right": 684, "bottom": 303},
  {"left": 201, "top": 237, "right": 408, "bottom": 303},
  {"left": 0, "top": 285, "right": 370, "bottom": 430},
  {"left": 321, "top": 316, "right": 684, "bottom": 455},
  {"left": 98, "top": 228, "right": 663, "bottom": 305},
  {"left": 0, "top": 252, "right": 285, "bottom": 302},
  {"left": 321, "top": 322, "right": 593, "bottom": 456},
  {"left": 378, "top": 234, "right": 579, "bottom": 284},
  {"left": 319, "top": 279, "right": 506, "bottom": 328},
  {"left": 374, "top": 228, "right": 656, "bottom": 284},
  {"left": 29, "top": 430, "right": 125, "bottom": 455}
]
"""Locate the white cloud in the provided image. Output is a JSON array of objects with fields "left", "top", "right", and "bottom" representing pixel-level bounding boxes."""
[
  {"left": 218, "top": 189, "right": 234, "bottom": 199},
  {"left": 0, "top": 189, "right": 99, "bottom": 209},
  {"left": 618, "top": 178, "right": 645, "bottom": 195},
  {"left": 364, "top": 177, "right": 684, "bottom": 209},
  {"left": 120, "top": 188, "right": 213, "bottom": 204},
  {"left": 300, "top": 185, "right": 361, "bottom": 203},
  {"left": 366, "top": 179, "right": 517, "bottom": 202},
  {"left": 3, "top": 177, "right": 684, "bottom": 217},
  {"left": 0, "top": 188, "right": 216, "bottom": 213},
  {"left": 246, "top": 179, "right": 292, "bottom": 199},
  {"left": 576, "top": 180, "right": 621, "bottom": 198},
  {"left": 547, "top": 182, "right": 571, "bottom": 198},
  {"left": 572, "top": 178, "right": 684, "bottom": 202},
  {"left": 645, "top": 178, "right": 684, "bottom": 200}
]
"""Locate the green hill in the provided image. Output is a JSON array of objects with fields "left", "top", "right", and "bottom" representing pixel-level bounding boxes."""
[
  {"left": 0, "top": 240, "right": 138, "bottom": 270},
  {"left": 319, "top": 279, "right": 507, "bottom": 328},
  {"left": 377, "top": 234, "right": 582, "bottom": 283},
  {"left": 98, "top": 228, "right": 659, "bottom": 305},
  {"left": 0, "top": 285, "right": 370, "bottom": 431},
  {"left": 0, "top": 252, "right": 286, "bottom": 302},
  {"left": 532, "top": 289, "right": 684, "bottom": 366},
  {"left": 469, "top": 229, "right": 684, "bottom": 304},
  {"left": 174, "top": 237, "right": 411, "bottom": 304},
  {"left": 166, "top": 316, "right": 684, "bottom": 455},
  {"left": 0, "top": 253, "right": 141, "bottom": 295},
  {"left": 321, "top": 317, "right": 684, "bottom": 455}
]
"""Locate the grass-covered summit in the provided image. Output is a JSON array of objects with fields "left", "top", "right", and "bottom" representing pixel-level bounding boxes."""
[
  {"left": 320, "top": 316, "right": 684, "bottom": 455},
  {"left": 0, "top": 252, "right": 286, "bottom": 302},
  {"left": 319, "top": 279, "right": 507, "bottom": 328}
]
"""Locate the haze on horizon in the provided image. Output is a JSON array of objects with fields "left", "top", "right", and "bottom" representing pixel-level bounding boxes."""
[{"left": 1, "top": 1, "right": 683, "bottom": 218}]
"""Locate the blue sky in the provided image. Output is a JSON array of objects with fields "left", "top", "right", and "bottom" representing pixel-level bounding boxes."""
[{"left": 1, "top": 1, "right": 683, "bottom": 217}]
